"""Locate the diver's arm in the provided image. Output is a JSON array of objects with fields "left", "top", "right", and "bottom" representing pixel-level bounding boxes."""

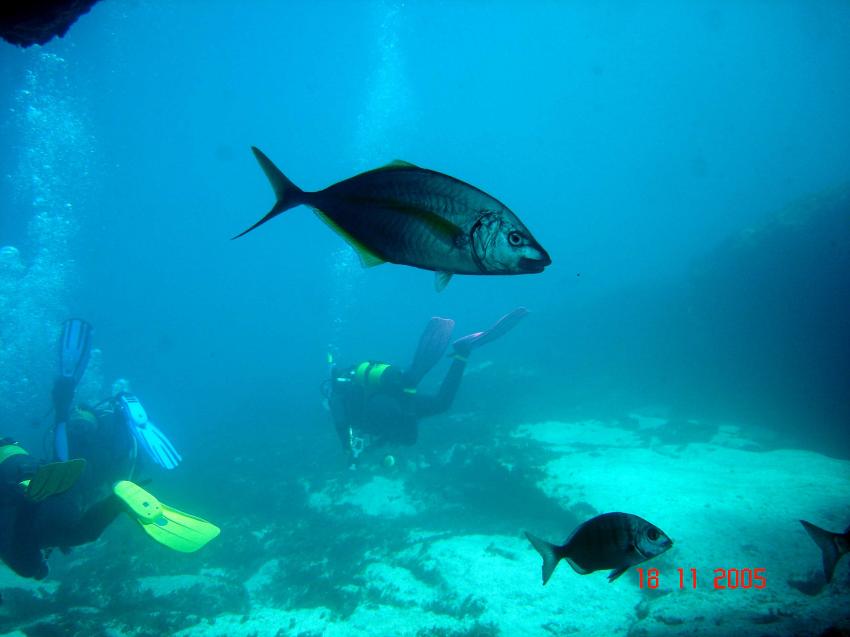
[{"left": 412, "top": 355, "right": 467, "bottom": 418}]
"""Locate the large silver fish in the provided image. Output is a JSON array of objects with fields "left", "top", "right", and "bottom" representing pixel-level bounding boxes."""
[
  {"left": 526, "top": 512, "right": 673, "bottom": 584},
  {"left": 235, "top": 147, "right": 551, "bottom": 290}
]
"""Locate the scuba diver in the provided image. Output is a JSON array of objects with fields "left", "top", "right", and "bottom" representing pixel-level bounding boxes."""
[
  {"left": 326, "top": 307, "right": 528, "bottom": 468},
  {"left": 0, "top": 319, "right": 219, "bottom": 580}
]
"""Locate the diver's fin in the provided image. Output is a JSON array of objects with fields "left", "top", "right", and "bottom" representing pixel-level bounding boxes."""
[
  {"left": 59, "top": 319, "right": 93, "bottom": 384},
  {"left": 118, "top": 394, "right": 182, "bottom": 470},
  {"left": 232, "top": 147, "right": 306, "bottom": 239},
  {"left": 53, "top": 422, "right": 70, "bottom": 463},
  {"left": 435, "top": 271, "right": 453, "bottom": 292},
  {"left": 403, "top": 317, "right": 455, "bottom": 388},
  {"left": 801, "top": 519, "right": 846, "bottom": 582},
  {"left": 23, "top": 459, "right": 86, "bottom": 502},
  {"left": 525, "top": 531, "right": 563, "bottom": 585},
  {"left": 313, "top": 208, "right": 387, "bottom": 268},
  {"left": 114, "top": 481, "right": 220, "bottom": 553},
  {"left": 137, "top": 421, "right": 182, "bottom": 470},
  {"left": 607, "top": 566, "right": 629, "bottom": 582},
  {"left": 453, "top": 307, "right": 529, "bottom": 355}
]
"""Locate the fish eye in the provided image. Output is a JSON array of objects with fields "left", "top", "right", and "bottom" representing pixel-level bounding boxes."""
[
  {"left": 508, "top": 231, "right": 523, "bottom": 246},
  {"left": 647, "top": 528, "right": 659, "bottom": 541}
]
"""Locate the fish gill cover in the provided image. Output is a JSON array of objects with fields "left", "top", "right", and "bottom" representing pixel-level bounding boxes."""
[{"left": 0, "top": 2, "right": 849, "bottom": 637}]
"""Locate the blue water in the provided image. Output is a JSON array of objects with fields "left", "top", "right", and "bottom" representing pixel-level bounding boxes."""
[{"left": 1, "top": 2, "right": 849, "bottom": 635}]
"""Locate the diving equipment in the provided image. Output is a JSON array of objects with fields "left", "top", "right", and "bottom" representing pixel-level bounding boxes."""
[
  {"left": 0, "top": 440, "right": 28, "bottom": 465},
  {"left": 354, "top": 361, "right": 393, "bottom": 389},
  {"left": 452, "top": 307, "right": 529, "bottom": 357},
  {"left": 402, "top": 317, "right": 455, "bottom": 388},
  {"left": 0, "top": 441, "right": 85, "bottom": 501},
  {"left": 59, "top": 319, "right": 93, "bottom": 384},
  {"left": 24, "top": 459, "right": 86, "bottom": 502},
  {"left": 54, "top": 319, "right": 94, "bottom": 461},
  {"left": 117, "top": 394, "right": 182, "bottom": 470},
  {"left": 113, "top": 480, "right": 220, "bottom": 552}
]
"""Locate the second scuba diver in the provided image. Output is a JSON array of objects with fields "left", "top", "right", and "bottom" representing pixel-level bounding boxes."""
[
  {"left": 326, "top": 308, "right": 527, "bottom": 468},
  {"left": 0, "top": 319, "right": 219, "bottom": 580}
]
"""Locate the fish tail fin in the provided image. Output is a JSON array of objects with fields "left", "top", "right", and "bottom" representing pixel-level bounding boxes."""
[
  {"left": 525, "top": 531, "right": 562, "bottom": 585},
  {"left": 801, "top": 520, "right": 845, "bottom": 582},
  {"left": 232, "top": 146, "right": 305, "bottom": 239}
]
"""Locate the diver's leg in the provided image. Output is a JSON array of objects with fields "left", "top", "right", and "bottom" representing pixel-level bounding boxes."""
[
  {"left": 60, "top": 494, "right": 124, "bottom": 546},
  {"left": 6, "top": 506, "right": 50, "bottom": 580},
  {"left": 413, "top": 356, "right": 467, "bottom": 418}
]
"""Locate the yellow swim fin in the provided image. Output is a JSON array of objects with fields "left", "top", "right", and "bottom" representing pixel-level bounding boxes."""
[
  {"left": 113, "top": 480, "right": 220, "bottom": 553},
  {"left": 23, "top": 459, "right": 86, "bottom": 502}
]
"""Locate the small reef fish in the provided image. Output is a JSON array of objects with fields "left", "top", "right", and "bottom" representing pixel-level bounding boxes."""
[
  {"left": 235, "top": 147, "right": 551, "bottom": 291},
  {"left": 800, "top": 519, "right": 850, "bottom": 583},
  {"left": 525, "top": 512, "right": 673, "bottom": 584}
]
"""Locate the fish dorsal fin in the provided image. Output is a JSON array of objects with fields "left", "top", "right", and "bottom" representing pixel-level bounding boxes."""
[
  {"left": 311, "top": 208, "right": 386, "bottom": 268},
  {"left": 368, "top": 159, "right": 419, "bottom": 171},
  {"left": 356, "top": 160, "right": 419, "bottom": 178},
  {"left": 434, "top": 271, "right": 453, "bottom": 292},
  {"left": 385, "top": 159, "right": 419, "bottom": 169}
]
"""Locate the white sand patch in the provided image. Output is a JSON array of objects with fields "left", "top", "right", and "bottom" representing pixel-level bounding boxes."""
[
  {"left": 306, "top": 476, "right": 420, "bottom": 518},
  {"left": 627, "top": 412, "right": 670, "bottom": 430},
  {"left": 401, "top": 533, "right": 640, "bottom": 636},
  {"left": 244, "top": 559, "right": 281, "bottom": 600},
  {"left": 514, "top": 419, "right": 642, "bottom": 448},
  {"left": 709, "top": 424, "right": 761, "bottom": 450},
  {"left": 362, "top": 562, "right": 437, "bottom": 606},
  {"left": 338, "top": 477, "right": 419, "bottom": 517}
]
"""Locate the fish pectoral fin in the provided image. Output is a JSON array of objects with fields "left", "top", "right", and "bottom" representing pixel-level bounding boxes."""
[
  {"left": 563, "top": 557, "right": 591, "bottom": 575},
  {"left": 435, "top": 271, "right": 453, "bottom": 292},
  {"left": 312, "top": 208, "right": 386, "bottom": 268},
  {"left": 409, "top": 209, "right": 463, "bottom": 244},
  {"left": 607, "top": 566, "right": 629, "bottom": 582}
]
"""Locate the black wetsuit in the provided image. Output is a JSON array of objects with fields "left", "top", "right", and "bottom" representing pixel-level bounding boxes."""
[
  {"left": 329, "top": 356, "right": 466, "bottom": 454},
  {"left": 0, "top": 400, "right": 136, "bottom": 580}
]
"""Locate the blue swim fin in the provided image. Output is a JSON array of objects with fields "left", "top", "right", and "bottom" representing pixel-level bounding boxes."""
[
  {"left": 452, "top": 307, "right": 529, "bottom": 357},
  {"left": 118, "top": 394, "right": 182, "bottom": 470},
  {"left": 59, "top": 319, "right": 93, "bottom": 384},
  {"left": 402, "top": 317, "right": 455, "bottom": 388},
  {"left": 53, "top": 319, "right": 93, "bottom": 461}
]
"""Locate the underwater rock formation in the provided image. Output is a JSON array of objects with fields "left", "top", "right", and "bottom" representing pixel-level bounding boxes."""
[
  {"left": 534, "top": 185, "right": 850, "bottom": 456},
  {"left": 0, "top": 0, "right": 101, "bottom": 47},
  {"left": 681, "top": 185, "right": 850, "bottom": 448}
]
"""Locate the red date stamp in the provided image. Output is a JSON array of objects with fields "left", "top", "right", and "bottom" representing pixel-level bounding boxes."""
[{"left": 637, "top": 567, "right": 767, "bottom": 589}]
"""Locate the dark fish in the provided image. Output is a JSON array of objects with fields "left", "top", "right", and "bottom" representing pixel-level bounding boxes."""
[
  {"left": 235, "top": 147, "right": 551, "bottom": 290},
  {"left": 800, "top": 519, "right": 850, "bottom": 583},
  {"left": 525, "top": 512, "right": 673, "bottom": 584}
]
